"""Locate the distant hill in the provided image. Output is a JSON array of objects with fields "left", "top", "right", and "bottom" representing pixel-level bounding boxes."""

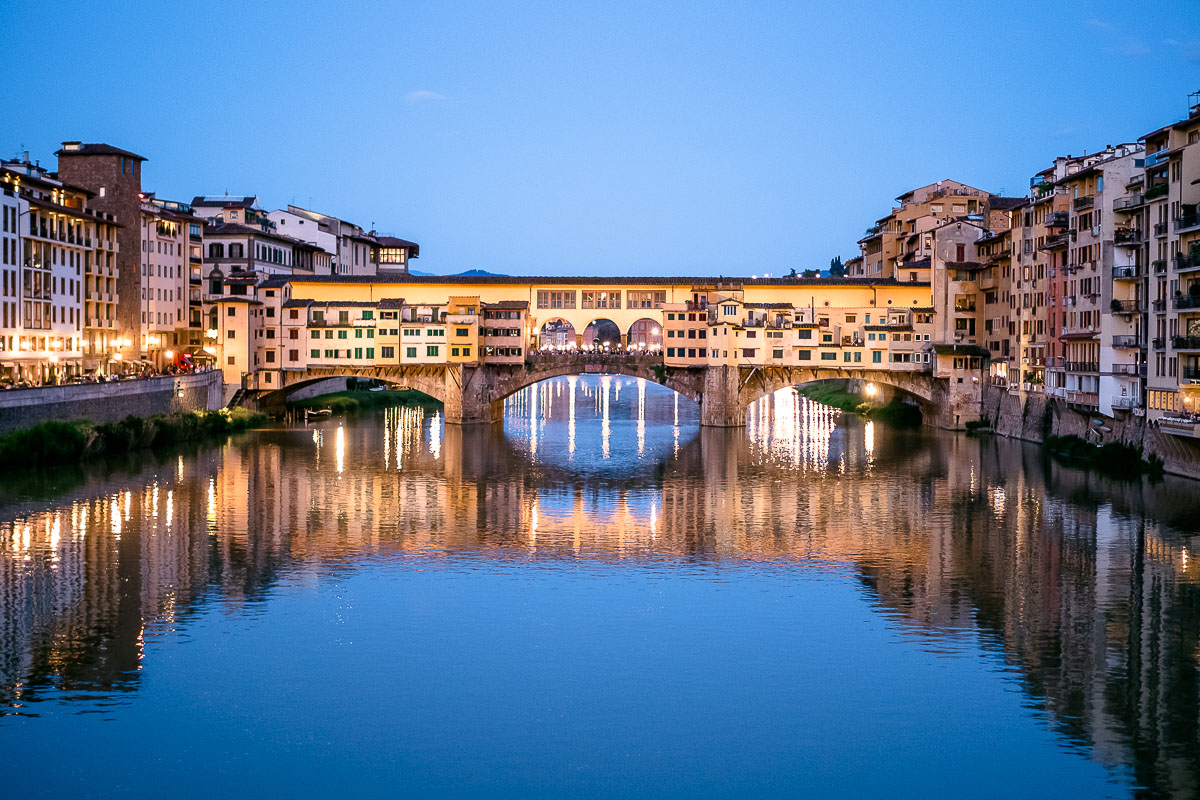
[{"left": 406, "top": 268, "right": 508, "bottom": 277}]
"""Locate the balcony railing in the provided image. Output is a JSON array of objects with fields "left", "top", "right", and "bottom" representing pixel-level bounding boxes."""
[
  {"left": 1064, "top": 390, "right": 1100, "bottom": 406},
  {"left": 1045, "top": 211, "right": 1069, "bottom": 228},
  {"left": 1145, "top": 183, "right": 1169, "bottom": 201},
  {"left": 1067, "top": 361, "right": 1099, "bottom": 373},
  {"left": 1153, "top": 259, "right": 1168, "bottom": 274},
  {"left": 1177, "top": 214, "right": 1200, "bottom": 233},
  {"left": 1144, "top": 149, "right": 1170, "bottom": 168},
  {"left": 1153, "top": 299, "right": 1167, "bottom": 312},
  {"left": 1112, "top": 265, "right": 1142, "bottom": 280},
  {"left": 1153, "top": 337, "right": 1166, "bottom": 349},
  {"left": 1114, "top": 229, "right": 1143, "bottom": 246},
  {"left": 1042, "top": 233, "right": 1069, "bottom": 249},
  {"left": 1110, "top": 363, "right": 1141, "bottom": 376},
  {"left": 1111, "top": 335, "right": 1142, "bottom": 349},
  {"left": 1175, "top": 252, "right": 1200, "bottom": 272},
  {"left": 1073, "top": 195, "right": 1094, "bottom": 211},
  {"left": 1172, "top": 336, "right": 1200, "bottom": 350},
  {"left": 1174, "top": 295, "right": 1200, "bottom": 310},
  {"left": 1113, "top": 194, "right": 1144, "bottom": 212},
  {"left": 1111, "top": 396, "right": 1140, "bottom": 410},
  {"left": 1110, "top": 299, "right": 1141, "bottom": 314}
]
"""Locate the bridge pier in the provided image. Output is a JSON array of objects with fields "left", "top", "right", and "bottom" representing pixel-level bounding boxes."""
[
  {"left": 442, "top": 364, "right": 503, "bottom": 425},
  {"left": 699, "top": 365, "right": 744, "bottom": 427}
]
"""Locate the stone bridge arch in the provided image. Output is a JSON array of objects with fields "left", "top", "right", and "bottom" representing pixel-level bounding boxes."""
[
  {"left": 716, "top": 366, "right": 945, "bottom": 426},
  {"left": 242, "top": 360, "right": 960, "bottom": 428}
]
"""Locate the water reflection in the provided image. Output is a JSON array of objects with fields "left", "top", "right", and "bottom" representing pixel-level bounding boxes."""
[{"left": 1, "top": 377, "right": 1199, "bottom": 796}]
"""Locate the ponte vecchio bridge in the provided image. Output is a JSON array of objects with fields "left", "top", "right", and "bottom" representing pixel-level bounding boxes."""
[{"left": 218, "top": 273, "right": 989, "bottom": 428}]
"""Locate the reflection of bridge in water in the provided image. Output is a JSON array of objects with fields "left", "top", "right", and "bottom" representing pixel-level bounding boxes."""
[{"left": 2, "top": 398, "right": 1200, "bottom": 795}]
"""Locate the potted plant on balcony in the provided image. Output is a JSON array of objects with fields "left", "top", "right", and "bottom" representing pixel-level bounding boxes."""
[{"left": 1110, "top": 299, "right": 1123, "bottom": 313}]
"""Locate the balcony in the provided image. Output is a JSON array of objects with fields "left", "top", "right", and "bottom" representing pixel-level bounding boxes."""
[
  {"left": 1066, "top": 361, "right": 1099, "bottom": 373},
  {"left": 1159, "top": 415, "right": 1200, "bottom": 438},
  {"left": 1111, "top": 396, "right": 1141, "bottom": 410},
  {"left": 1153, "top": 259, "right": 1168, "bottom": 274},
  {"left": 1173, "top": 336, "right": 1200, "bottom": 350},
  {"left": 954, "top": 302, "right": 977, "bottom": 313},
  {"left": 1073, "top": 195, "right": 1094, "bottom": 211},
  {"left": 1145, "top": 183, "right": 1169, "bottom": 201},
  {"left": 1114, "top": 228, "right": 1143, "bottom": 246},
  {"left": 1174, "top": 295, "right": 1200, "bottom": 310},
  {"left": 1176, "top": 213, "right": 1200, "bottom": 233},
  {"left": 1064, "top": 390, "right": 1100, "bottom": 407},
  {"left": 1175, "top": 252, "right": 1200, "bottom": 273},
  {"left": 1153, "top": 337, "right": 1166, "bottom": 349},
  {"left": 1113, "top": 194, "right": 1144, "bottom": 212},
  {"left": 1144, "top": 149, "right": 1170, "bottom": 168},
  {"left": 1111, "top": 334, "right": 1142, "bottom": 349},
  {"left": 1154, "top": 222, "right": 1169, "bottom": 237},
  {"left": 1041, "top": 233, "right": 1069, "bottom": 250},
  {"left": 1110, "top": 363, "right": 1142, "bottom": 376},
  {"left": 1110, "top": 299, "right": 1141, "bottom": 315},
  {"left": 1153, "top": 299, "right": 1167, "bottom": 312},
  {"left": 1112, "top": 264, "right": 1142, "bottom": 280},
  {"left": 1045, "top": 211, "right": 1069, "bottom": 228},
  {"left": 1046, "top": 356, "right": 1065, "bottom": 368}
]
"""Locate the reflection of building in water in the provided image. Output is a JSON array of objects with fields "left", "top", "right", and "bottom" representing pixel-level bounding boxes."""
[{"left": 3, "top": 387, "right": 1200, "bottom": 795}]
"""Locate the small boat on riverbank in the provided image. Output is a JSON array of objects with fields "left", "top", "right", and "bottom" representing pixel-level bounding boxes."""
[{"left": 304, "top": 408, "right": 333, "bottom": 419}]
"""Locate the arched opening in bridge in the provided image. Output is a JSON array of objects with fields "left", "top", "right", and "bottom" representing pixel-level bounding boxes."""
[
  {"left": 539, "top": 318, "right": 576, "bottom": 349},
  {"left": 502, "top": 373, "right": 699, "bottom": 469},
  {"left": 627, "top": 318, "right": 662, "bottom": 351},
  {"left": 582, "top": 319, "right": 621, "bottom": 350},
  {"left": 791, "top": 378, "right": 923, "bottom": 427}
]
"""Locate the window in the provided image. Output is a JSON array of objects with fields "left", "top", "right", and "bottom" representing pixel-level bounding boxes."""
[
  {"left": 381, "top": 346, "right": 394, "bottom": 359},
  {"left": 311, "top": 349, "right": 320, "bottom": 358},
  {"left": 406, "top": 347, "right": 417, "bottom": 358},
  {"left": 452, "top": 347, "right": 460, "bottom": 357},
  {"left": 265, "top": 351, "right": 275, "bottom": 363},
  {"left": 227, "top": 329, "right": 235, "bottom": 339},
  {"left": 582, "top": 290, "right": 621, "bottom": 309},
  {"left": 821, "top": 352, "right": 837, "bottom": 360},
  {"left": 426, "top": 345, "right": 439, "bottom": 357},
  {"left": 456, "top": 327, "right": 469, "bottom": 337},
  {"left": 627, "top": 290, "right": 666, "bottom": 309},
  {"left": 536, "top": 290, "right": 576, "bottom": 309},
  {"left": 872, "top": 350, "right": 882, "bottom": 363},
  {"left": 772, "top": 349, "right": 784, "bottom": 359},
  {"left": 797, "top": 329, "right": 812, "bottom": 339},
  {"left": 796, "top": 349, "right": 811, "bottom": 361},
  {"left": 227, "top": 307, "right": 236, "bottom": 316}
]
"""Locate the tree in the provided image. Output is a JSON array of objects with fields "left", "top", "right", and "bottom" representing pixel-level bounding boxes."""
[
  {"left": 829, "top": 256, "right": 845, "bottom": 277},
  {"left": 786, "top": 267, "right": 798, "bottom": 278},
  {"left": 801, "top": 269, "right": 820, "bottom": 278}
]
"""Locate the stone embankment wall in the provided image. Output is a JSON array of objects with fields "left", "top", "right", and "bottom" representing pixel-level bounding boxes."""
[
  {"left": 982, "top": 385, "right": 1200, "bottom": 479},
  {"left": 0, "top": 371, "right": 225, "bottom": 435}
]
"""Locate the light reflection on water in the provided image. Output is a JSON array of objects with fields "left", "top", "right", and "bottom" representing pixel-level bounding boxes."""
[{"left": 0, "top": 376, "right": 1199, "bottom": 798}]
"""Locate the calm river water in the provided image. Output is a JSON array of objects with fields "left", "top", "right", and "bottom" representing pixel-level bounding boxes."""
[{"left": 2, "top": 376, "right": 1200, "bottom": 798}]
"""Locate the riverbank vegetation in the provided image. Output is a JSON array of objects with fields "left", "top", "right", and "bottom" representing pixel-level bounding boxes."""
[
  {"left": 797, "top": 382, "right": 923, "bottom": 427},
  {"left": 0, "top": 407, "right": 267, "bottom": 470},
  {"left": 1043, "top": 434, "right": 1163, "bottom": 477},
  {"left": 290, "top": 389, "right": 435, "bottom": 415}
]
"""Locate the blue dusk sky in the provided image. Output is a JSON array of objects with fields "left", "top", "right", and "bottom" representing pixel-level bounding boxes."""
[{"left": 1, "top": 0, "right": 1198, "bottom": 277}]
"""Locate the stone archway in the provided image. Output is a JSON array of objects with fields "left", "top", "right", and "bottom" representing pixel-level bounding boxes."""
[
  {"left": 627, "top": 318, "right": 662, "bottom": 351},
  {"left": 582, "top": 319, "right": 621, "bottom": 349},
  {"left": 539, "top": 318, "right": 576, "bottom": 349}
]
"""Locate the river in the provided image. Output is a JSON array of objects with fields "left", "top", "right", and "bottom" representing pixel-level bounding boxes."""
[{"left": 1, "top": 375, "right": 1198, "bottom": 798}]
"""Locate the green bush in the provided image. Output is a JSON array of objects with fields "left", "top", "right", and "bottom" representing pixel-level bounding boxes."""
[
  {"left": 0, "top": 408, "right": 267, "bottom": 472},
  {"left": 292, "top": 389, "right": 433, "bottom": 415}
]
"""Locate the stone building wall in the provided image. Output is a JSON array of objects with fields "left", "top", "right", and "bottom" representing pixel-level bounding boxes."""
[{"left": 982, "top": 384, "right": 1200, "bottom": 480}]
